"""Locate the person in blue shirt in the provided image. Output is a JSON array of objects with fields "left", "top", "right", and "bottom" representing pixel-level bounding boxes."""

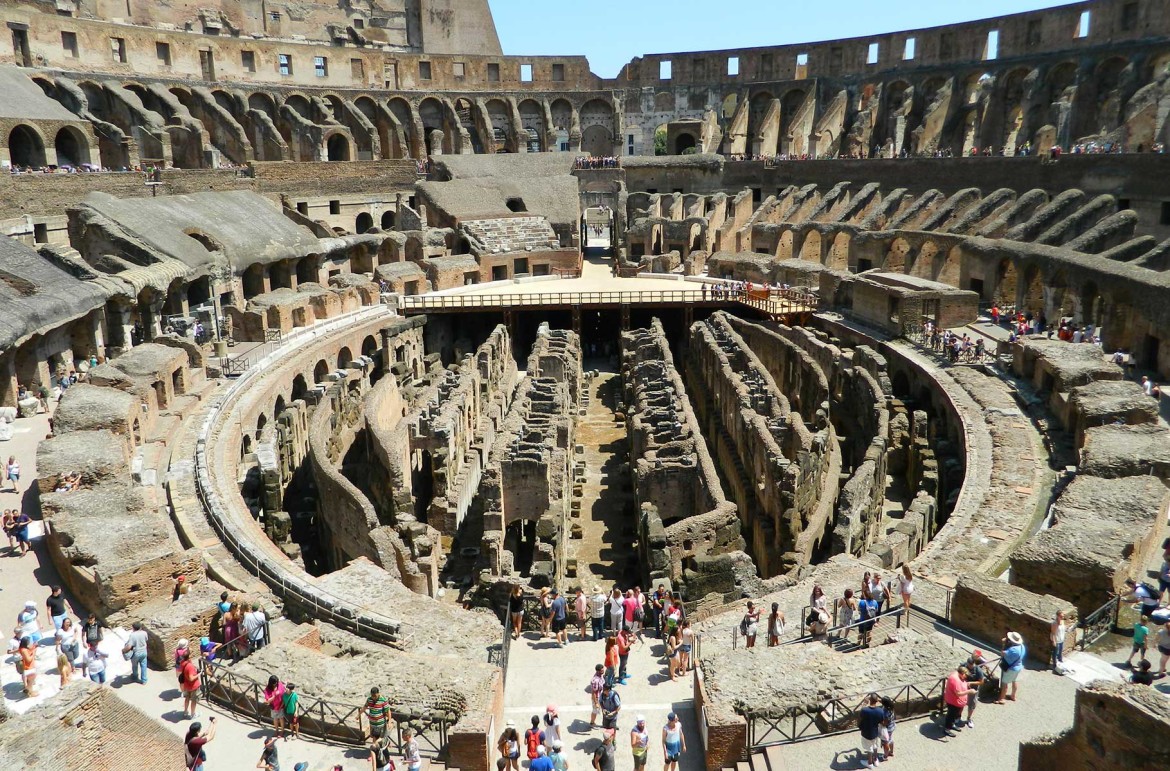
[
  {"left": 530, "top": 745, "right": 554, "bottom": 771},
  {"left": 550, "top": 589, "right": 569, "bottom": 646},
  {"left": 997, "top": 631, "right": 1026, "bottom": 704}
]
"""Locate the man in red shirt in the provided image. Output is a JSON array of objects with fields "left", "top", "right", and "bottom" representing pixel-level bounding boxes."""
[
  {"left": 179, "top": 647, "right": 203, "bottom": 719},
  {"left": 943, "top": 667, "right": 977, "bottom": 737},
  {"left": 616, "top": 628, "right": 635, "bottom": 684}
]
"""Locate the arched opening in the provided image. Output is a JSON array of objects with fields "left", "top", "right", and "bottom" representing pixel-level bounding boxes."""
[
  {"left": 380, "top": 210, "right": 395, "bottom": 230},
  {"left": 8, "top": 124, "right": 46, "bottom": 168},
  {"left": 674, "top": 132, "right": 697, "bottom": 155},
  {"left": 1021, "top": 266, "right": 1045, "bottom": 317},
  {"left": 256, "top": 412, "right": 268, "bottom": 440},
  {"left": 798, "top": 230, "right": 822, "bottom": 262},
  {"left": 884, "top": 238, "right": 911, "bottom": 273},
  {"left": 296, "top": 256, "right": 319, "bottom": 285},
  {"left": 506, "top": 197, "right": 527, "bottom": 213},
  {"left": 336, "top": 346, "right": 353, "bottom": 369},
  {"left": 355, "top": 212, "right": 373, "bottom": 233},
  {"left": 274, "top": 395, "right": 287, "bottom": 421},
  {"left": 243, "top": 263, "right": 265, "bottom": 299},
  {"left": 53, "top": 127, "right": 90, "bottom": 167},
  {"left": 313, "top": 359, "right": 330, "bottom": 383},
  {"left": 362, "top": 335, "right": 378, "bottom": 360},
  {"left": 995, "top": 258, "right": 1018, "bottom": 306},
  {"left": 411, "top": 449, "right": 434, "bottom": 523},
  {"left": 1080, "top": 281, "right": 1103, "bottom": 328},
  {"left": 326, "top": 133, "right": 351, "bottom": 161},
  {"left": 291, "top": 374, "right": 308, "bottom": 402}
]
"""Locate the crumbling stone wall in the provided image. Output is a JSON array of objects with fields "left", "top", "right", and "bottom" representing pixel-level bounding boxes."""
[
  {"left": 479, "top": 325, "right": 580, "bottom": 586},
  {"left": 952, "top": 572, "right": 1076, "bottom": 664},
  {"left": 685, "top": 312, "right": 840, "bottom": 577},
  {"left": 622, "top": 318, "right": 748, "bottom": 598}
]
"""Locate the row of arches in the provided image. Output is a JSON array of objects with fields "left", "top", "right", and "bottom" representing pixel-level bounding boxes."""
[{"left": 6, "top": 124, "right": 92, "bottom": 168}]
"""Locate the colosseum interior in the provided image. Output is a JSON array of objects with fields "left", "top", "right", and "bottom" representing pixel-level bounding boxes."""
[{"left": 1, "top": 0, "right": 1169, "bottom": 769}]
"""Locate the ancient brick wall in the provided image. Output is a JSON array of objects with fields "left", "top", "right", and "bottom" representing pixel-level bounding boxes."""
[{"left": 951, "top": 572, "right": 1077, "bottom": 663}]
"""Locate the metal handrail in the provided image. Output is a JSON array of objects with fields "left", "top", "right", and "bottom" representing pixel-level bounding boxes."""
[
  {"left": 402, "top": 290, "right": 732, "bottom": 310},
  {"left": 1077, "top": 595, "right": 1120, "bottom": 650}
]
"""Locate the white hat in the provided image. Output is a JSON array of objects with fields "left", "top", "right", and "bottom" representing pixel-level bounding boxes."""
[
  {"left": 177, "top": 638, "right": 189, "bottom": 649},
  {"left": 552, "top": 740, "right": 563, "bottom": 750},
  {"left": 536, "top": 746, "right": 547, "bottom": 756},
  {"left": 1006, "top": 631, "right": 1023, "bottom": 646},
  {"left": 506, "top": 719, "right": 515, "bottom": 728},
  {"left": 24, "top": 600, "right": 35, "bottom": 608},
  {"left": 636, "top": 715, "right": 646, "bottom": 723}
]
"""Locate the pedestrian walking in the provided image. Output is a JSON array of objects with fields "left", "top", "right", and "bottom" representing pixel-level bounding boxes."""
[
  {"left": 996, "top": 631, "right": 1026, "bottom": 703},
  {"left": 283, "top": 682, "right": 300, "bottom": 739},
  {"left": 857, "top": 693, "right": 883, "bottom": 767},
  {"left": 896, "top": 563, "right": 914, "bottom": 617},
  {"left": 592, "top": 729, "right": 616, "bottom": 771},
  {"left": 740, "top": 601, "right": 761, "bottom": 647},
  {"left": 509, "top": 585, "right": 525, "bottom": 640},
  {"left": 498, "top": 720, "right": 521, "bottom": 771},
  {"left": 588, "top": 664, "right": 605, "bottom": 728},
  {"left": 1050, "top": 610, "right": 1074, "bottom": 673},
  {"left": 616, "top": 627, "right": 634, "bottom": 683},
  {"left": 46, "top": 585, "right": 67, "bottom": 630},
  {"left": 1157, "top": 620, "right": 1170, "bottom": 677},
  {"left": 880, "top": 695, "right": 896, "bottom": 758},
  {"left": 598, "top": 682, "right": 621, "bottom": 729},
  {"left": 1127, "top": 616, "right": 1150, "bottom": 668},
  {"left": 371, "top": 735, "right": 395, "bottom": 771},
  {"left": 963, "top": 650, "right": 988, "bottom": 727},
  {"left": 125, "top": 620, "right": 149, "bottom": 684},
  {"left": 574, "top": 589, "right": 589, "bottom": 641},
  {"left": 678, "top": 620, "right": 694, "bottom": 674},
  {"left": 630, "top": 716, "right": 650, "bottom": 770},
  {"left": 365, "top": 686, "right": 393, "bottom": 745},
  {"left": 525, "top": 715, "right": 546, "bottom": 761},
  {"left": 6, "top": 455, "right": 20, "bottom": 492},
  {"left": 549, "top": 739, "right": 568, "bottom": 771},
  {"left": 184, "top": 718, "right": 217, "bottom": 771},
  {"left": 17, "top": 599, "right": 41, "bottom": 645},
  {"left": 604, "top": 636, "right": 619, "bottom": 686},
  {"left": 12, "top": 508, "right": 30, "bottom": 556},
  {"left": 767, "top": 603, "right": 785, "bottom": 647},
  {"left": 403, "top": 727, "right": 422, "bottom": 771},
  {"left": 16, "top": 636, "right": 37, "bottom": 695},
  {"left": 662, "top": 712, "right": 685, "bottom": 771},
  {"left": 84, "top": 641, "right": 109, "bottom": 687},
  {"left": 264, "top": 675, "right": 287, "bottom": 737},
  {"left": 590, "top": 587, "right": 607, "bottom": 641},
  {"left": 543, "top": 704, "right": 561, "bottom": 748}
]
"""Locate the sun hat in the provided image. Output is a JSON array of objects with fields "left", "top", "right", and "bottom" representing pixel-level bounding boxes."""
[
  {"left": 552, "top": 740, "right": 563, "bottom": 750},
  {"left": 177, "top": 638, "right": 189, "bottom": 649},
  {"left": 24, "top": 600, "right": 35, "bottom": 608},
  {"left": 1007, "top": 631, "right": 1023, "bottom": 645},
  {"left": 506, "top": 719, "right": 516, "bottom": 728},
  {"left": 546, "top": 704, "right": 558, "bottom": 716},
  {"left": 636, "top": 715, "right": 646, "bottom": 724}
]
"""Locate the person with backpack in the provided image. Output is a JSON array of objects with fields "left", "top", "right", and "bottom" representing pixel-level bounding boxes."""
[
  {"left": 996, "top": 631, "right": 1026, "bottom": 704},
  {"left": 283, "top": 682, "right": 301, "bottom": 739},
  {"left": 857, "top": 588, "right": 879, "bottom": 648},
  {"left": 524, "top": 715, "right": 546, "bottom": 761},
  {"left": 370, "top": 735, "right": 395, "bottom": 771},
  {"left": 598, "top": 682, "right": 621, "bottom": 730},
  {"left": 740, "top": 601, "right": 761, "bottom": 648},
  {"left": 498, "top": 720, "right": 520, "bottom": 771},
  {"left": 1121, "top": 578, "right": 1161, "bottom": 617},
  {"left": 179, "top": 647, "right": 202, "bottom": 718},
  {"left": 184, "top": 718, "right": 216, "bottom": 771}
]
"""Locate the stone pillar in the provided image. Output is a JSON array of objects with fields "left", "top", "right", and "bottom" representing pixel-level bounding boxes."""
[
  {"left": 0, "top": 352, "right": 17, "bottom": 408},
  {"left": 90, "top": 310, "right": 106, "bottom": 360},
  {"left": 109, "top": 302, "right": 135, "bottom": 352},
  {"left": 287, "top": 259, "right": 299, "bottom": 291},
  {"left": 147, "top": 296, "right": 166, "bottom": 340}
]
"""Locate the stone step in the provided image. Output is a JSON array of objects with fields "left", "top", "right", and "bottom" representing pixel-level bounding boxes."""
[
  {"left": 162, "top": 392, "right": 202, "bottom": 417},
  {"left": 146, "top": 413, "right": 182, "bottom": 445},
  {"left": 762, "top": 744, "right": 786, "bottom": 771}
]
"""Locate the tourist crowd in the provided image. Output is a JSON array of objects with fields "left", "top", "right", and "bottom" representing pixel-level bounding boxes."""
[{"left": 574, "top": 156, "right": 620, "bottom": 169}]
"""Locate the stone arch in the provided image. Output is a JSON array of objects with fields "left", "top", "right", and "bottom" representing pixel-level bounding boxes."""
[
  {"left": 248, "top": 92, "right": 278, "bottom": 116},
  {"left": 381, "top": 210, "right": 395, "bottom": 230},
  {"left": 779, "top": 89, "right": 807, "bottom": 153},
  {"left": 776, "top": 230, "right": 795, "bottom": 260},
  {"left": 995, "top": 258, "right": 1019, "bottom": 306},
  {"left": 518, "top": 99, "right": 545, "bottom": 152},
  {"left": 7, "top": 123, "right": 47, "bottom": 167},
  {"left": 884, "top": 237, "right": 911, "bottom": 273},
  {"left": 326, "top": 132, "right": 351, "bottom": 161},
  {"left": 242, "top": 263, "right": 265, "bottom": 299},
  {"left": 296, "top": 255, "right": 320, "bottom": 285},
  {"left": 826, "top": 232, "right": 851, "bottom": 270},
  {"left": 418, "top": 97, "right": 446, "bottom": 154},
  {"left": 674, "top": 132, "right": 697, "bottom": 154},
  {"left": 337, "top": 346, "right": 353, "bottom": 369},
  {"left": 798, "top": 230, "right": 822, "bottom": 262},
  {"left": 936, "top": 245, "right": 962, "bottom": 287},
  {"left": 284, "top": 94, "right": 313, "bottom": 120},
  {"left": 486, "top": 98, "right": 513, "bottom": 153},
  {"left": 909, "top": 240, "right": 939, "bottom": 278},
  {"left": 579, "top": 98, "right": 615, "bottom": 157},
  {"left": 273, "top": 394, "right": 287, "bottom": 422},
  {"left": 53, "top": 126, "right": 91, "bottom": 167},
  {"left": 385, "top": 97, "right": 415, "bottom": 158},
  {"left": 355, "top": 212, "right": 373, "bottom": 233},
  {"left": 1080, "top": 280, "right": 1103, "bottom": 327},
  {"left": 314, "top": 359, "right": 330, "bottom": 383},
  {"left": 292, "top": 373, "right": 309, "bottom": 402},
  {"left": 721, "top": 93, "right": 738, "bottom": 119}
]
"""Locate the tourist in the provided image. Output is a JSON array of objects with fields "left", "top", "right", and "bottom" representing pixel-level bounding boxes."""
[
  {"left": 184, "top": 718, "right": 216, "bottom": 771},
  {"left": 1132, "top": 659, "right": 1156, "bottom": 685},
  {"left": 857, "top": 694, "right": 884, "bottom": 767},
  {"left": 5, "top": 455, "right": 19, "bottom": 492},
  {"left": 598, "top": 682, "right": 622, "bottom": 729},
  {"left": 283, "top": 682, "right": 300, "bottom": 739},
  {"left": 1120, "top": 578, "right": 1161, "bottom": 618},
  {"left": 244, "top": 603, "right": 269, "bottom": 652},
  {"left": 1127, "top": 616, "right": 1150, "bottom": 668},
  {"left": 896, "top": 564, "right": 914, "bottom": 617},
  {"left": 608, "top": 588, "right": 624, "bottom": 634},
  {"left": 665, "top": 629, "right": 682, "bottom": 681},
  {"left": 12, "top": 508, "right": 31, "bottom": 556},
  {"left": 371, "top": 735, "right": 395, "bottom": 771},
  {"left": 403, "top": 727, "right": 422, "bottom": 771},
  {"left": 223, "top": 602, "right": 242, "bottom": 659},
  {"left": 536, "top": 587, "right": 553, "bottom": 638},
  {"left": 81, "top": 612, "right": 102, "bottom": 667},
  {"left": 2, "top": 509, "right": 16, "bottom": 550},
  {"left": 543, "top": 704, "right": 561, "bottom": 748},
  {"left": 996, "top": 631, "right": 1026, "bottom": 703},
  {"left": 588, "top": 664, "right": 606, "bottom": 728},
  {"left": 264, "top": 675, "right": 287, "bottom": 738},
  {"left": 525, "top": 715, "right": 546, "bottom": 761},
  {"left": 663, "top": 598, "right": 682, "bottom": 641},
  {"left": 498, "top": 720, "right": 521, "bottom": 771},
  {"left": 17, "top": 636, "right": 37, "bottom": 695},
  {"left": 365, "top": 686, "right": 392, "bottom": 746},
  {"left": 55, "top": 630, "right": 74, "bottom": 688},
  {"left": 963, "top": 650, "right": 988, "bottom": 727},
  {"left": 944, "top": 667, "right": 977, "bottom": 737},
  {"left": 56, "top": 616, "right": 81, "bottom": 669},
  {"left": 590, "top": 586, "right": 607, "bottom": 641},
  {"left": 84, "top": 640, "right": 109, "bottom": 687},
  {"left": 767, "top": 602, "right": 786, "bottom": 646},
  {"left": 574, "top": 588, "right": 589, "bottom": 641},
  {"left": 1050, "top": 610, "right": 1074, "bottom": 673},
  {"left": 530, "top": 745, "right": 553, "bottom": 771},
  {"left": 125, "top": 619, "right": 149, "bottom": 684},
  {"left": 603, "top": 635, "right": 619, "bottom": 685},
  {"left": 629, "top": 587, "right": 647, "bottom": 637},
  {"left": 549, "top": 739, "right": 568, "bottom": 771},
  {"left": 740, "top": 600, "right": 761, "bottom": 648},
  {"left": 870, "top": 574, "right": 888, "bottom": 613},
  {"left": 836, "top": 589, "right": 858, "bottom": 642},
  {"left": 257, "top": 734, "right": 280, "bottom": 771},
  {"left": 651, "top": 585, "right": 669, "bottom": 637},
  {"left": 677, "top": 620, "right": 694, "bottom": 674},
  {"left": 880, "top": 695, "right": 896, "bottom": 759},
  {"left": 179, "top": 647, "right": 202, "bottom": 716},
  {"left": 857, "top": 588, "right": 879, "bottom": 648},
  {"left": 200, "top": 635, "right": 222, "bottom": 668},
  {"left": 551, "top": 588, "right": 569, "bottom": 646},
  {"left": 616, "top": 626, "right": 635, "bottom": 683},
  {"left": 1157, "top": 620, "right": 1170, "bottom": 677},
  {"left": 17, "top": 599, "right": 41, "bottom": 645},
  {"left": 631, "top": 716, "right": 649, "bottom": 771},
  {"left": 662, "top": 712, "right": 685, "bottom": 771},
  {"left": 592, "top": 729, "right": 616, "bottom": 771},
  {"left": 1160, "top": 552, "right": 1170, "bottom": 604},
  {"left": 46, "top": 585, "right": 68, "bottom": 630}
]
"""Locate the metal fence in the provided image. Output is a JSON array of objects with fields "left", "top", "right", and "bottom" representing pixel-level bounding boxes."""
[
  {"left": 1077, "top": 595, "right": 1120, "bottom": 650},
  {"left": 744, "top": 676, "right": 946, "bottom": 746},
  {"left": 200, "top": 662, "right": 450, "bottom": 755},
  {"left": 401, "top": 289, "right": 733, "bottom": 312}
]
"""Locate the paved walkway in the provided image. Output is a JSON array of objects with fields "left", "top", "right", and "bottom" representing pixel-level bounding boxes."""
[{"left": 503, "top": 631, "right": 703, "bottom": 771}]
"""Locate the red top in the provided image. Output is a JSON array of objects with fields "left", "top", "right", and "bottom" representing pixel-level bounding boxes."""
[
  {"left": 180, "top": 659, "right": 201, "bottom": 691},
  {"left": 944, "top": 671, "right": 968, "bottom": 708}
]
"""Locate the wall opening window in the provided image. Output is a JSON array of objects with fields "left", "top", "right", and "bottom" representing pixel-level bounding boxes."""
[
  {"left": 506, "top": 197, "right": 527, "bottom": 212},
  {"left": 1076, "top": 10, "right": 1091, "bottom": 38},
  {"left": 984, "top": 30, "right": 999, "bottom": 60},
  {"left": 352, "top": 18, "right": 364, "bottom": 29},
  {"left": 867, "top": 43, "right": 879, "bottom": 65},
  {"left": 241, "top": 50, "right": 255, "bottom": 72},
  {"left": 278, "top": 53, "right": 292, "bottom": 76},
  {"left": 659, "top": 60, "right": 672, "bottom": 80},
  {"left": 314, "top": 56, "right": 327, "bottom": 77},
  {"left": 1161, "top": 201, "right": 1170, "bottom": 225},
  {"left": 155, "top": 42, "right": 171, "bottom": 66},
  {"left": 61, "top": 31, "right": 78, "bottom": 58},
  {"left": 110, "top": 37, "right": 126, "bottom": 63},
  {"left": 940, "top": 32, "right": 955, "bottom": 60},
  {"left": 453, "top": 61, "right": 465, "bottom": 78},
  {"left": 552, "top": 63, "right": 565, "bottom": 81},
  {"left": 520, "top": 63, "right": 533, "bottom": 82},
  {"left": 1121, "top": 3, "right": 1139, "bottom": 31},
  {"left": 727, "top": 56, "right": 739, "bottom": 76},
  {"left": 33, "top": 223, "right": 48, "bottom": 244},
  {"left": 351, "top": 58, "right": 364, "bottom": 80},
  {"left": 419, "top": 60, "right": 432, "bottom": 80},
  {"left": 487, "top": 62, "right": 500, "bottom": 82},
  {"left": 795, "top": 53, "right": 808, "bottom": 79},
  {"left": 903, "top": 37, "right": 916, "bottom": 60},
  {"left": 329, "top": 200, "right": 341, "bottom": 215},
  {"left": 199, "top": 49, "right": 215, "bottom": 81},
  {"left": 1027, "top": 19, "right": 1043, "bottom": 46}
]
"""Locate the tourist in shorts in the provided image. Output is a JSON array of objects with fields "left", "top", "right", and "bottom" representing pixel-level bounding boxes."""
[
  {"left": 282, "top": 682, "right": 300, "bottom": 739},
  {"left": 509, "top": 585, "right": 525, "bottom": 640},
  {"left": 264, "top": 675, "right": 287, "bottom": 738},
  {"left": 1127, "top": 616, "right": 1150, "bottom": 668},
  {"left": 630, "top": 715, "right": 649, "bottom": 770},
  {"left": 857, "top": 694, "right": 883, "bottom": 767},
  {"left": 365, "top": 686, "right": 392, "bottom": 744},
  {"left": 740, "top": 601, "right": 761, "bottom": 648},
  {"left": 1157, "top": 620, "right": 1170, "bottom": 677},
  {"left": 661, "top": 712, "right": 685, "bottom": 771},
  {"left": 550, "top": 588, "right": 568, "bottom": 646},
  {"left": 574, "top": 588, "right": 589, "bottom": 641},
  {"left": 997, "top": 631, "right": 1026, "bottom": 703}
]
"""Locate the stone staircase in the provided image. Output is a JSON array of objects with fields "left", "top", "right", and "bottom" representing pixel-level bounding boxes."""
[
  {"left": 724, "top": 743, "right": 786, "bottom": 771},
  {"left": 461, "top": 215, "right": 560, "bottom": 255}
]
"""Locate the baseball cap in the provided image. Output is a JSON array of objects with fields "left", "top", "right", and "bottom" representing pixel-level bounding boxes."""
[
  {"left": 636, "top": 715, "right": 646, "bottom": 724},
  {"left": 667, "top": 712, "right": 677, "bottom": 721}
]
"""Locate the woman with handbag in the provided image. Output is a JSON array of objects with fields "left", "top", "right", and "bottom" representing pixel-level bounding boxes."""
[{"left": 184, "top": 717, "right": 216, "bottom": 771}]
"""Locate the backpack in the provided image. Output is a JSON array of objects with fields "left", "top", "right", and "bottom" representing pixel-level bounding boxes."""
[
  {"left": 526, "top": 728, "right": 542, "bottom": 759},
  {"left": 1140, "top": 582, "right": 1160, "bottom": 599},
  {"left": 375, "top": 745, "right": 395, "bottom": 769}
]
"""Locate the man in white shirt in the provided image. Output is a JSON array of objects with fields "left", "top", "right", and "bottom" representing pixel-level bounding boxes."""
[
  {"left": 869, "top": 574, "right": 888, "bottom": 613},
  {"left": 589, "top": 587, "right": 607, "bottom": 641},
  {"left": 242, "top": 604, "right": 268, "bottom": 652}
]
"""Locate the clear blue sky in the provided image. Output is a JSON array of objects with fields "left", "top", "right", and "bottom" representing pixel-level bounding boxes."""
[{"left": 490, "top": 0, "right": 1078, "bottom": 78}]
